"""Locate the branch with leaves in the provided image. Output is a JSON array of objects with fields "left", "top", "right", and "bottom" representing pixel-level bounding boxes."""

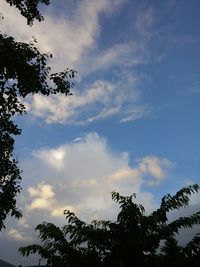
[{"left": 20, "top": 184, "right": 200, "bottom": 267}]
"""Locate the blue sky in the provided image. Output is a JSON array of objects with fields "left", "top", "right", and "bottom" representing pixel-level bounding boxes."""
[{"left": 0, "top": 0, "right": 200, "bottom": 265}]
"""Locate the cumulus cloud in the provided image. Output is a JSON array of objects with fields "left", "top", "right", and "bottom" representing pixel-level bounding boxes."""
[
  {"left": 137, "top": 156, "right": 174, "bottom": 186},
  {"left": 28, "top": 183, "right": 55, "bottom": 199},
  {"left": 32, "top": 148, "right": 66, "bottom": 169},
  {"left": 26, "top": 182, "right": 74, "bottom": 219},
  {"left": 19, "top": 133, "right": 174, "bottom": 225}
]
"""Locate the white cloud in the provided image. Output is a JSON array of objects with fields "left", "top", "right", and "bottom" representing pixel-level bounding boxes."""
[
  {"left": 28, "top": 182, "right": 55, "bottom": 199},
  {"left": 0, "top": 0, "right": 126, "bottom": 70},
  {"left": 25, "top": 75, "right": 149, "bottom": 124},
  {"left": 0, "top": 0, "right": 156, "bottom": 75},
  {"left": 25, "top": 79, "right": 116, "bottom": 124},
  {"left": 1, "top": 0, "right": 155, "bottom": 125},
  {"left": 7, "top": 228, "right": 32, "bottom": 242},
  {"left": 32, "top": 148, "right": 66, "bottom": 170},
  {"left": 50, "top": 205, "right": 74, "bottom": 218},
  {"left": 137, "top": 156, "right": 174, "bottom": 186},
  {"left": 119, "top": 106, "right": 150, "bottom": 123},
  {"left": 82, "top": 43, "right": 135, "bottom": 74},
  {"left": 20, "top": 133, "right": 173, "bottom": 225},
  {"left": 27, "top": 182, "right": 55, "bottom": 210}
]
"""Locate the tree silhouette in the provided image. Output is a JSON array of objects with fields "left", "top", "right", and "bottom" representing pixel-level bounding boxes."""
[
  {"left": 160, "top": 236, "right": 185, "bottom": 267},
  {"left": 0, "top": 0, "right": 75, "bottom": 229},
  {"left": 20, "top": 184, "right": 200, "bottom": 267},
  {"left": 4, "top": 0, "right": 50, "bottom": 25}
]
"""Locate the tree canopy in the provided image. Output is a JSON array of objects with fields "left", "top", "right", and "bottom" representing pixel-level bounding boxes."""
[
  {"left": 20, "top": 184, "right": 200, "bottom": 267},
  {"left": 0, "top": 0, "right": 75, "bottom": 229}
]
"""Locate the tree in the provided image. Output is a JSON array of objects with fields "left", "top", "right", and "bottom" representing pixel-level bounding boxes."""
[
  {"left": 19, "top": 184, "right": 200, "bottom": 267},
  {"left": 4, "top": 0, "right": 50, "bottom": 25},
  {"left": 0, "top": 0, "right": 75, "bottom": 229},
  {"left": 160, "top": 237, "right": 185, "bottom": 267}
]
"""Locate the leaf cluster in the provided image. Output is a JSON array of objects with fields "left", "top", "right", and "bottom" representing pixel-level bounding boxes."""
[{"left": 5, "top": 0, "right": 50, "bottom": 25}]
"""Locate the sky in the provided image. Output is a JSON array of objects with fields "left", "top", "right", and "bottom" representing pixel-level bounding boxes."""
[{"left": 0, "top": 0, "right": 200, "bottom": 265}]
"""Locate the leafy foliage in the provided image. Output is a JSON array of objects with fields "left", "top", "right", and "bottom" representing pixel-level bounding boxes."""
[
  {"left": 4, "top": 0, "right": 50, "bottom": 25},
  {"left": 0, "top": 0, "right": 75, "bottom": 229},
  {"left": 20, "top": 184, "right": 200, "bottom": 266}
]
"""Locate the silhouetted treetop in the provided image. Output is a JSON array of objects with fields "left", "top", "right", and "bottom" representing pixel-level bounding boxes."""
[
  {"left": 4, "top": 0, "right": 50, "bottom": 25},
  {"left": 20, "top": 184, "right": 200, "bottom": 267}
]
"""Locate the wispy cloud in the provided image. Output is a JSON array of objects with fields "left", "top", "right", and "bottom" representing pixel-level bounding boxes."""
[
  {"left": 2, "top": 0, "right": 198, "bottom": 126},
  {"left": 25, "top": 75, "right": 150, "bottom": 124},
  {"left": 1, "top": 0, "right": 156, "bottom": 125},
  {"left": 0, "top": 0, "right": 126, "bottom": 70},
  {"left": 135, "top": 7, "right": 155, "bottom": 41}
]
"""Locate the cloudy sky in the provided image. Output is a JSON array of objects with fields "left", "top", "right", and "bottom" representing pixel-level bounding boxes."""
[{"left": 0, "top": 0, "right": 200, "bottom": 265}]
